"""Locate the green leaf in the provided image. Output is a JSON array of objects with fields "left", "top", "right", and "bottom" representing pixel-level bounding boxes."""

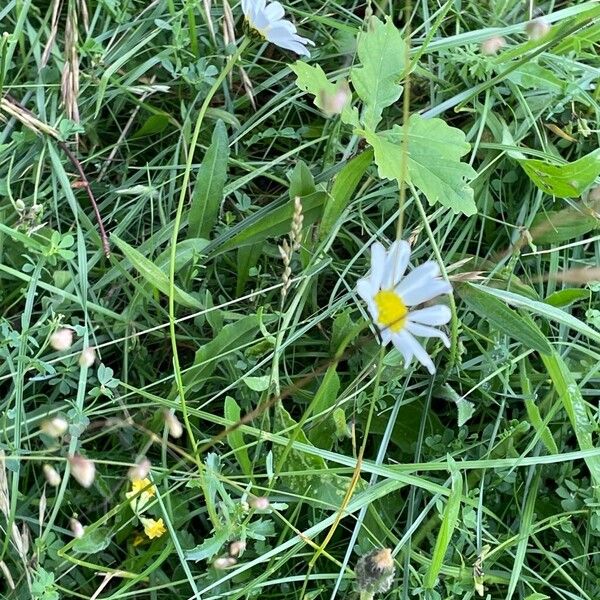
[
  {"left": 544, "top": 288, "right": 590, "bottom": 308},
  {"left": 351, "top": 16, "right": 404, "bottom": 130},
  {"left": 187, "top": 120, "right": 229, "bottom": 239},
  {"left": 364, "top": 115, "right": 477, "bottom": 215},
  {"left": 236, "top": 242, "right": 263, "bottom": 296},
  {"left": 243, "top": 375, "right": 271, "bottom": 392},
  {"left": 132, "top": 113, "right": 170, "bottom": 138},
  {"left": 473, "top": 285, "right": 600, "bottom": 346},
  {"left": 185, "top": 528, "right": 229, "bottom": 562},
  {"left": 224, "top": 396, "right": 252, "bottom": 477},
  {"left": 423, "top": 457, "right": 462, "bottom": 588},
  {"left": 439, "top": 384, "right": 475, "bottom": 427},
  {"left": 72, "top": 528, "right": 112, "bottom": 554},
  {"left": 307, "top": 368, "right": 340, "bottom": 448},
  {"left": 542, "top": 352, "right": 600, "bottom": 498},
  {"left": 530, "top": 207, "right": 599, "bottom": 244},
  {"left": 459, "top": 284, "right": 552, "bottom": 355},
  {"left": 289, "top": 62, "right": 356, "bottom": 126},
  {"left": 320, "top": 149, "right": 373, "bottom": 238},
  {"left": 169, "top": 314, "right": 262, "bottom": 398},
  {"left": 217, "top": 192, "right": 327, "bottom": 253},
  {"left": 112, "top": 235, "right": 202, "bottom": 309},
  {"left": 288, "top": 160, "right": 316, "bottom": 200},
  {"left": 506, "top": 63, "right": 563, "bottom": 92},
  {"left": 518, "top": 149, "right": 600, "bottom": 197}
]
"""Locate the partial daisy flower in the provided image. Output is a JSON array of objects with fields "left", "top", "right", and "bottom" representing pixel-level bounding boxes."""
[
  {"left": 356, "top": 241, "right": 452, "bottom": 374},
  {"left": 242, "top": 0, "right": 314, "bottom": 57}
]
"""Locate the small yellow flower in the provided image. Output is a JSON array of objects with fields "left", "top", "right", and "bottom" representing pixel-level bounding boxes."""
[
  {"left": 126, "top": 478, "right": 156, "bottom": 514},
  {"left": 129, "top": 478, "right": 155, "bottom": 498},
  {"left": 132, "top": 532, "right": 146, "bottom": 547},
  {"left": 141, "top": 517, "right": 166, "bottom": 540}
]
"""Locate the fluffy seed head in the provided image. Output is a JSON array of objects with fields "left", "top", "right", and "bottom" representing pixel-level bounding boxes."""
[
  {"left": 164, "top": 410, "right": 183, "bottom": 438},
  {"left": 79, "top": 347, "right": 96, "bottom": 368},
  {"left": 43, "top": 464, "right": 61, "bottom": 487},
  {"left": 70, "top": 518, "right": 85, "bottom": 538},
  {"left": 69, "top": 455, "right": 96, "bottom": 488},
  {"left": 229, "top": 540, "right": 246, "bottom": 557},
  {"left": 249, "top": 496, "right": 270, "bottom": 510},
  {"left": 50, "top": 328, "right": 73, "bottom": 351},
  {"left": 480, "top": 36, "right": 506, "bottom": 55},
  {"left": 40, "top": 417, "right": 69, "bottom": 438},
  {"left": 356, "top": 548, "right": 396, "bottom": 595},
  {"left": 128, "top": 457, "right": 151, "bottom": 481},
  {"left": 213, "top": 556, "right": 237, "bottom": 569},
  {"left": 526, "top": 18, "right": 550, "bottom": 40}
]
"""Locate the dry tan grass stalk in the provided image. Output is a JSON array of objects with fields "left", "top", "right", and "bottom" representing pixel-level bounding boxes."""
[
  {"left": 279, "top": 197, "right": 304, "bottom": 298},
  {"left": 41, "top": 0, "right": 63, "bottom": 66},
  {"left": 61, "top": 3, "right": 81, "bottom": 128}
]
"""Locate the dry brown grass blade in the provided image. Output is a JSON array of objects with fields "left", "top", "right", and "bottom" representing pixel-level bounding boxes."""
[
  {"left": 533, "top": 267, "right": 600, "bottom": 284},
  {"left": 61, "top": 2, "right": 81, "bottom": 128}
]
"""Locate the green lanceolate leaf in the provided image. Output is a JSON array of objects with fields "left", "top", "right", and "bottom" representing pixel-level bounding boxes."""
[
  {"left": 518, "top": 149, "right": 600, "bottom": 198},
  {"left": 224, "top": 396, "right": 252, "bottom": 477},
  {"left": 364, "top": 115, "right": 477, "bottom": 215},
  {"left": 188, "top": 120, "right": 229, "bottom": 239},
  {"left": 320, "top": 149, "right": 373, "bottom": 239},
  {"left": 542, "top": 352, "right": 600, "bottom": 498},
  {"left": 459, "top": 284, "right": 552, "bottom": 355},
  {"left": 169, "top": 314, "right": 262, "bottom": 399},
  {"left": 351, "top": 16, "right": 404, "bottom": 130},
  {"left": 530, "top": 204, "right": 599, "bottom": 244},
  {"left": 423, "top": 457, "right": 463, "bottom": 588},
  {"left": 112, "top": 235, "right": 202, "bottom": 309}
]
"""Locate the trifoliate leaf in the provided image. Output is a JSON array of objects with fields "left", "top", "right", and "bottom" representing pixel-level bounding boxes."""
[
  {"left": 363, "top": 115, "right": 477, "bottom": 215},
  {"left": 518, "top": 149, "right": 600, "bottom": 197},
  {"left": 351, "top": 17, "right": 404, "bottom": 130}
]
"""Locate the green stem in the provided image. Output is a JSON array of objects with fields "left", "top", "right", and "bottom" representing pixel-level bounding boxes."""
[{"left": 167, "top": 38, "right": 249, "bottom": 529}]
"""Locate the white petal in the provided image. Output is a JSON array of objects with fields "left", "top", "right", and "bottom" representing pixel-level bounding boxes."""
[
  {"left": 400, "top": 279, "right": 452, "bottom": 306},
  {"left": 395, "top": 261, "right": 440, "bottom": 297},
  {"left": 252, "top": 9, "right": 271, "bottom": 30},
  {"left": 383, "top": 240, "right": 411, "bottom": 288},
  {"left": 267, "top": 19, "right": 297, "bottom": 35},
  {"left": 264, "top": 1, "right": 285, "bottom": 21},
  {"left": 400, "top": 330, "right": 436, "bottom": 374},
  {"left": 391, "top": 331, "right": 414, "bottom": 367},
  {"left": 272, "top": 37, "right": 312, "bottom": 56},
  {"left": 407, "top": 305, "right": 451, "bottom": 326},
  {"left": 380, "top": 329, "right": 392, "bottom": 345},
  {"left": 369, "top": 242, "right": 386, "bottom": 290},
  {"left": 356, "top": 278, "right": 373, "bottom": 303},
  {"left": 406, "top": 321, "right": 450, "bottom": 348}
]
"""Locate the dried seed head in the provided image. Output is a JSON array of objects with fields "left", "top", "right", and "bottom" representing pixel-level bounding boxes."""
[
  {"left": 355, "top": 548, "right": 396, "bottom": 595},
  {"left": 40, "top": 417, "right": 69, "bottom": 438},
  {"left": 128, "top": 457, "right": 151, "bottom": 481},
  {"left": 291, "top": 196, "right": 304, "bottom": 250},
  {"left": 79, "top": 347, "right": 96, "bottom": 368},
  {"left": 50, "top": 328, "right": 73, "bottom": 351},
  {"left": 43, "top": 464, "right": 61, "bottom": 487},
  {"left": 526, "top": 18, "right": 550, "bottom": 40},
  {"left": 213, "top": 556, "right": 237, "bottom": 569},
  {"left": 69, "top": 455, "right": 95, "bottom": 488},
  {"left": 69, "top": 518, "right": 85, "bottom": 538},
  {"left": 480, "top": 36, "right": 506, "bottom": 55},
  {"left": 229, "top": 540, "right": 246, "bottom": 557},
  {"left": 249, "top": 496, "right": 270, "bottom": 510},
  {"left": 164, "top": 410, "right": 183, "bottom": 438}
]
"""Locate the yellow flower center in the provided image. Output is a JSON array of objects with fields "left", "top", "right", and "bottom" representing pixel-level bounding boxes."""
[{"left": 374, "top": 290, "right": 408, "bottom": 332}]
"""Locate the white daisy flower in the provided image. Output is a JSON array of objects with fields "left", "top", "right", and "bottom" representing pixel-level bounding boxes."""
[
  {"left": 241, "top": 0, "right": 314, "bottom": 57},
  {"left": 356, "top": 241, "right": 452, "bottom": 374}
]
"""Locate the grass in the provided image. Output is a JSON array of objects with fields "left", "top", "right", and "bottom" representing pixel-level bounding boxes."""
[{"left": 1, "top": 0, "right": 600, "bottom": 598}]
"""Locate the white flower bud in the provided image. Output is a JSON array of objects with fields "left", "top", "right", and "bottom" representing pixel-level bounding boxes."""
[
  {"left": 50, "top": 328, "right": 73, "bottom": 351},
  {"left": 40, "top": 417, "right": 69, "bottom": 438},
  {"left": 79, "top": 347, "right": 96, "bottom": 368},
  {"left": 213, "top": 557, "right": 237, "bottom": 569},
  {"left": 69, "top": 518, "right": 85, "bottom": 538},
  {"left": 164, "top": 410, "right": 183, "bottom": 439},
  {"left": 69, "top": 455, "right": 96, "bottom": 488},
  {"left": 480, "top": 36, "right": 506, "bottom": 55},
  {"left": 249, "top": 496, "right": 270, "bottom": 510},
  {"left": 43, "top": 464, "right": 61, "bottom": 487},
  {"left": 128, "top": 457, "right": 151, "bottom": 481},
  {"left": 526, "top": 18, "right": 550, "bottom": 40}
]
